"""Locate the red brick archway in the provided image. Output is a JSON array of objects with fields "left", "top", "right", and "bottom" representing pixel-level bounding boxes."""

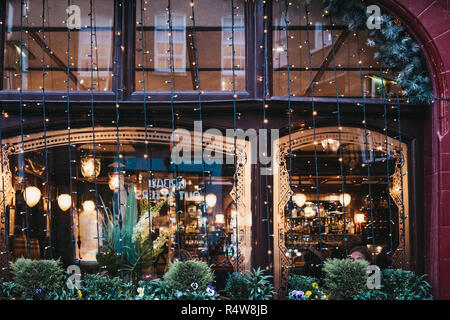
[{"left": 380, "top": 0, "right": 450, "bottom": 299}]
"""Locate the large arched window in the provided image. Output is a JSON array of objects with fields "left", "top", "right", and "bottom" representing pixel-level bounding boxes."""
[
  {"left": 2, "top": 127, "right": 253, "bottom": 277},
  {"left": 272, "top": 126, "right": 410, "bottom": 291}
]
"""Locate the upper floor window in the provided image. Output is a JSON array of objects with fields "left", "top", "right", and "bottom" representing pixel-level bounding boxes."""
[
  {"left": 272, "top": 0, "right": 400, "bottom": 99},
  {"left": 2, "top": 0, "right": 114, "bottom": 91},
  {"left": 135, "top": 0, "right": 245, "bottom": 92}
]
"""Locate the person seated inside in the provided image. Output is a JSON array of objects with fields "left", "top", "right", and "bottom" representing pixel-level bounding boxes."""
[{"left": 349, "top": 246, "right": 373, "bottom": 264}]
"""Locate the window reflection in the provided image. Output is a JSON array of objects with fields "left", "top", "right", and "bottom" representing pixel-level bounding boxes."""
[
  {"left": 135, "top": 0, "right": 245, "bottom": 92},
  {"left": 5, "top": 135, "right": 250, "bottom": 278},
  {"left": 272, "top": 0, "right": 402, "bottom": 99},
  {"left": 273, "top": 127, "right": 409, "bottom": 283},
  {"left": 3, "top": 0, "right": 114, "bottom": 91}
]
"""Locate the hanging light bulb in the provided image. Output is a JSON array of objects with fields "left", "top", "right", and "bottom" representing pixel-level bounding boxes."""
[
  {"left": 339, "top": 193, "right": 351, "bottom": 207},
  {"left": 292, "top": 193, "right": 306, "bottom": 207},
  {"left": 205, "top": 193, "right": 217, "bottom": 208},
  {"left": 108, "top": 172, "right": 125, "bottom": 191},
  {"left": 57, "top": 194, "right": 72, "bottom": 211},
  {"left": 216, "top": 213, "right": 225, "bottom": 224},
  {"left": 304, "top": 206, "right": 316, "bottom": 218},
  {"left": 82, "top": 200, "right": 96, "bottom": 214},
  {"left": 81, "top": 156, "right": 101, "bottom": 179},
  {"left": 355, "top": 213, "right": 365, "bottom": 224},
  {"left": 321, "top": 138, "right": 340, "bottom": 152},
  {"left": 108, "top": 161, "right": 125, "bottom": 191},
  {"left": 24, "top": 186, "right": 41, "bottom": 207}
]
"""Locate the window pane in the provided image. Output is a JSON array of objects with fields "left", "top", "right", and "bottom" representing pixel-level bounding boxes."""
[
  {"left": 3, "top": 0, "right": 114, "bottom": 91},
  {"left": 272, "top": 0, "right": 401, "bottom": 99},
  {"left": 273, "top": 127, "right": 410, "bottom": 280},
  {"left": 136, "top": 0, "right": 245, "bottom": 92},
  {"left": 6, "top": 131, "right": 252, "bottom": 277}
]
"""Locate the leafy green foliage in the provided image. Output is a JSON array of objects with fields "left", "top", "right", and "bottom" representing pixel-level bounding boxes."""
[
  {"left": 323, "top": 258, "right": 368, "bottom": 300},
  {"left": 224, "top": 272, "right": 250, "bottom": 300},
  {"left": 0, "top": 278, "right": 20, "bottom": 300},
  {"left": 244, "top": 268, "right": 274, "bottom": 300},
  {"left": 135, "top": 280, "right": 218, "bottom": 300},
  {"left": 354, "top": 289, "right": 388, "bottom": 300},
  {"left": 381, "top": 269, "right": 433, "bottom": 300},
  {"left": 324, "top": 0, "right": 433, "bottom": 104},
  {"left": 163, "top": 259, "right": 214, "bottom": 292},
  {"left": 98, "top": 189, "right": 166, "bottom": 283},
  {"left": 224, "top": 268, "right": 274, "bottom": 300},
  {"left": 288, "top": 275, "right": 322, "bottom": 300},
  {"left": 80, "top": 274, "right": 135, "bottom": 300},
  {"left": 9, "top": 258, "right": 65, "bottom": 299}
]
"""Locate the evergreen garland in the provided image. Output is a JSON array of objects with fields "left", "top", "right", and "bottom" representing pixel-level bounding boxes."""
[{"left": 323, "top": 0, "right": 433, "bottom": 105}]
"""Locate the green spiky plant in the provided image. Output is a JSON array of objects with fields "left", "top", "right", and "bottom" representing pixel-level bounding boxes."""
[{"left": 96, "top": 184, "right": 167, "bottom": 283}]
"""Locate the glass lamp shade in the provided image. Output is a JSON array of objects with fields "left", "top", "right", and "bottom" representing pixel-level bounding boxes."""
[
  {"left": 355, "top": 213, "right": 365, "bottom": 224},
  {"left": 81, "top": 157, "right": 101, "bottom": 179},
  {"left": 57, "top": 194, "right": 72, "bottom": 211},
  {"left": 205, "top": 193, "right": 217, "bottom": 208},
  {"left": 24, "top": 186, "right": 41, "bottom": 207},
  {"left": 292, "top": 193, "right": 307, "bottom": 207},
  {"left": 339, "top": 193, "right": 351, "bottom": 207},
  {"left": 216, "top": 213, "right": 225, "bottom": 224},
  {"left": 304, "top": 206, "right": 316, "bottom": 218},
  {"left": 82, "top": 200, "right": 96, "bottom": 214},
  {"left": 321, "top": 138, "right": 340, "bottom": 152},
  {"left": 108, "top": 172, "right": 124, "bottom": 191}
]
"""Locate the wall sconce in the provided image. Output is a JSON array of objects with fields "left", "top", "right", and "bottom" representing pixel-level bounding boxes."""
[
  {"left": 205, "top": 193, "right": 217, "bottom": 208},
  {"left": 339, "top": 193, "right": 351, "bottom": 207},
  {"left": 58, "top": 194, "right": 72, "bottom": 211},
  {"left": 24, "top": 186, "right": 41, "bottom": 207},
  {"left": 292, "top": 193, "right": 306, "bottom": 207},
  {"left": 81, "top": 156, "right": 101, "bottom": 180},
  {"left": 82, "top": 200, "right": 96, "bottom": 214}
]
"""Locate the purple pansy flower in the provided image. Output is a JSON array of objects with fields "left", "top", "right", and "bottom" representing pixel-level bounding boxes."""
[
  {"left": 190, "top": 282, "right": 199, "bottom": 290},
  {"left": 291, "top": 290, "right": 304, "bottom": 300},
  {"left": 206, "top": 285, "right": 215, "bottom": 296},
  {"left": 35, "top": 286, "right": 42, "bottom": 295}
]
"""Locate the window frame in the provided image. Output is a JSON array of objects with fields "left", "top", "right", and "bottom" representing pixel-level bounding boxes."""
[
  {"left": 0, "top": 0, "right": 420, "bottom": 106},
  {"left": 0, "top": 0, "right": 121, "bottom": 102}
]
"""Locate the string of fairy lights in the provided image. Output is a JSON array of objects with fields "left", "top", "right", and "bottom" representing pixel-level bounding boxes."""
[
  {"left": 88, "top": 0, "right": 101, "bottom": 261},
  {"left": 378, "top": 65, "right": 395, "bottom": 265},
  {"left": 65, "top": 0, "right": 77, "bottom": 263},
  {"left": 114, "top": 0, "right": 124, "bottom": 277},
  {"left": 167, "top": 0, "right": 182, "bottom": 260},
  {"left": 261, "top": 0, "right": 273, "bottom": 273},
  {"left": 40, "top": 0, "right": 52, "bottom": 259},
  {"left": 138, "top": 0, "right": 155, "bottom": 275},
  {"left": 0, "top": 61, "right": 8, "bottom": 274},
  {"left": 231, "top": 0, "right": 241, "bottom": 272},
  {"left": 327, "top": 14, "right": 349, "bottom": 257},
  {"left": 355, "top": 31, "right": 377, "bottom": 261},
  {"left": 282, "top": 0, "right": 295, "bottom": 269},
  {"left": 394, "top": 86, "right": 407, "bottom": 269},
  {"left": 19, "top": 0, "right": 31, "bottom": 258},
  {"left": 188, "top": 0, "right": 210, "bottom": 265},
  {"left": 304, "top": 1, "right": 324, "bottom": 266}
]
